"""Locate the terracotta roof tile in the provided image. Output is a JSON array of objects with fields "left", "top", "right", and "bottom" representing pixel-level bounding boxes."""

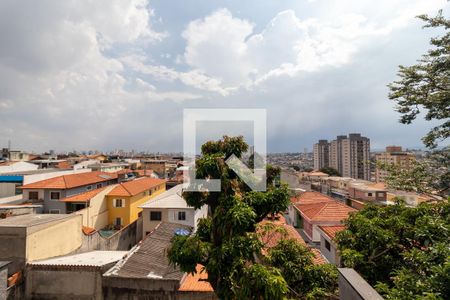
[
  {"left": 178, "top": 264, "right": 214, "bottom": 292},
  {"left": 291, "top": 191, "right": 334, "bottom": 206},
  {"left": 258, "top": 215, "right": 325, "bottom": 265},
  {"left": 60, "top": 187, "right": 107, "bottom": 202},
  {"left": 295, "top": 200, "right": 356, "bottom": 222},
  {"left": 318, "top": 225, "right": 346, "bottom": 240},
  {"left": 107, "top": 177, "right": 166, "bottom": 197},
  {"left": 21, "top": 171, "right": 117, "bottom": 189}
]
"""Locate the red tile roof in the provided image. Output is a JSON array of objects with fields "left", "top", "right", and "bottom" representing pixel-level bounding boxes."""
[
  {"left": 295, "top": 201, "right": 356, "bottom": 222},
  {"left": 21, "top": 171, "right": 117, "bottom": 189},
  {"left": 178, "top": 264, "right": 214, "bottom": 292},
  {"left": 318, "top": 225, "right": 346, "bottom": 240},
  {"left": 107, "top": 177, "right": 166, "bottom": 197},
  {"left": 258, "top": 215, "right": 325, "bottom": 265},
  {"left": 55, "top": 161, "right": 72, "bottom": 169},
  {"left": 291, "top": 191, "right": 334, "bottom": 206},
  {"left": 60, "top": 187, "right": 107, "bottom": 202}
]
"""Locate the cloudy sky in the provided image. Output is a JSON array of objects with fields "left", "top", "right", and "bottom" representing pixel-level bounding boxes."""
[{"left": 0, "top": 0, "right": 449, "bottom": 153}]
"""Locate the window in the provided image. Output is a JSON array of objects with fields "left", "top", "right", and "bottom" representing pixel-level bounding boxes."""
[
  {"left": 115, "top": 217, "right": 122, "bottom": 226},
  {"left": 325, "top": 240, "right": 331, "bottom": 251},
  {"left": 49, "top": 209, "right": 60, "bottom": 214},
  {"left": 86, "top": 185, "right": 92, "bottom": 191},
  {"left": 367, "top": 192, "right": 373, "bottom": 197},
  {"left": 150, "top": 211, "right": 162, "bottom": 221},
  {"left": 96, "top": 183, "right": 102, "bottom": 189},
  {"left": 114, "top": 199, "right": 124, "bottom": 208},
  {"left": 50, "top": 192, "right": 60, "bottom": 200},
  {"left": 29, "top": 191, "right": 39, "bottom": 200},
  {"left": 178, "top": 211, "right": 186, "bottom": 221}
]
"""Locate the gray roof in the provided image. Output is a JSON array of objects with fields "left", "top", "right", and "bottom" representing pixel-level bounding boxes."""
[
  {"left": 0, "top": 213, "right": 75, "bottom": 227},
  {"left": 29, "top": 251, "right": 128, "bottom": 267},
  {"left": 105, "top": 222, "right": 191, "bottom": 280},
  {"left": 140, "top": 184, "right": 192, "bottom": 209}
]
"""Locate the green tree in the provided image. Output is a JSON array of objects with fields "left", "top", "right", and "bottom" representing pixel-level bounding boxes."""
[
  {"left": 388, "top": 11, "right": 450, "bottom": 149},
  {"left": 168, "top": 136, "right": 338, "bottom": 299},
  {"left": 336, "top": 200, "right": 450, "bottom": 299},
  {"left": 319, "top": 167, "right": 341, "bottom": 177}
]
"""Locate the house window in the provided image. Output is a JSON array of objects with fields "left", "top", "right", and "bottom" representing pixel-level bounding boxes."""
[
  {"left": 325, "top": 240, "right": 331, "bottom": 251},
  {"left": 367, "top": 192, "right": 373, "bottom": 197},
  {"left": 86, "top": 185, "right": 92, "bottom": 191},
  {"left": 114, "top": 199, "right": 124, "bottom": 208},
  {"left": 49, "top": 209, "right": 60, "bottom": 214},
  {"left": 96, "top": 183, "right": 102, "bottom": 189},
  {"left": 29, "top": 191, "right": 39, "bottom": 200},
  {"left": 115, "top": 218, "right": 122, "bottom": 226},
  {"left": 150, "top": 211, "right": 162, "bottom": 221},
  {"left": 50, "top": 192, "right": 60, "bottom": 200},
  {"left": 178, "top": 211, "right": 186, "bottom": 221}
]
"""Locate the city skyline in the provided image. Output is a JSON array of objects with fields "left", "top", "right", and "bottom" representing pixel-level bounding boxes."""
[{"left": 1, "top": 0, "right": 449, "bottom": 153}]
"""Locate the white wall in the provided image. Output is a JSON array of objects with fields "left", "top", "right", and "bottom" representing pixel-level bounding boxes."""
[{"left": 193, "top": 205, "right": 208, "bottom": 232}]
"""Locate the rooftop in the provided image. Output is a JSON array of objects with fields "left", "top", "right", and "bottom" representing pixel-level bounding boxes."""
[
  {"left": 140, "top": 184, "right": 191, "bottom": 209},
  {"left": 178, "top": 264, "right": 214, "bottom": 292},
  {"left": 0, "top": 213, "right": 75, "bottom": 227},
  {"left": 60, "top": 186, "right": 108, "bottom": 203},
  {"left": 21, "top": 171, "right": 117, "bottom": 189},
  {"left": 107, "top": 177, "right": 166, "bottom": 197},
  {"left": 295, "top": 200, "right": 356, "bottom": 222},
  {"left": 28, "top": 251, "right": 127, "bottom": 267},
  {"left": 318, "top": 225, "right": 346, "bottom": 240},
  {"left": 104, "top": 222, "right": 191, "bottom": 280},
  {"left": 291, "top": 191, "right": 334, "bottom": 206}
]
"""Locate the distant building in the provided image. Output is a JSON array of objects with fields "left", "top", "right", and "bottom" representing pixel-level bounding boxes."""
[
  {"left": 375, "top": 146, "right": 415, "bottom": 182},
  {"left": 313, "top": 134, "right": 370, "bottom": 180},
  {"left": 313, "top": 140, "right": 329, "bottom": 170},
  {"left": 106, "top": 177, "right": 166, "bottom": 228},
  {"left": 87, "top": 162, "right": 127, "bottom": 173},
  {"left": 140, "top": 184, "right": 208, "bottom": 238}
]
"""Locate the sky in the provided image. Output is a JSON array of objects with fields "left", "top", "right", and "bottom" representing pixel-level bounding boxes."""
[{"left": 0, "top": 0, "right": 449, "bottom": 153}]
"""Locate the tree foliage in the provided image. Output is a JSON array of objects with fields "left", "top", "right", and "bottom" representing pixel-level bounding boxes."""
[
  {"left": 336, "top": 200, "right": 450, "bottom": 299},
  {"left": 388, "top": 11, "right": 450, "bottom": 148},
  {"left": 168, "top": 136, "right": 337, "bottom": 299}
]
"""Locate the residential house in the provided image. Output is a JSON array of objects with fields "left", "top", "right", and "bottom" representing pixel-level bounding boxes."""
[
  {"left": 103, "top": 222, "right": 215, "bottom": 299},
  {"left": 291, "top": 191, "right": 356, "bottom": 242},
  {"left": 20, "top": 171, "right": 118, "bottom": 214},
  {"left": 387, "top": 190, "right": 434, "bottom": 207},
  {"left": 106, "top": 177, "right": 166, "bottom": 228},
  {"left": 141, "top": 159, "right": 167, "bottom": 177},
  {"left": 140, "top": 184, "right": 208, "bottom": 238},
  {"left": 347, "top": 181, "right": 387, "bottom": 209},
  {"left": 318, "top": 225, "right": 346, "bottom": 265},
  {"left": 0, "top": 214, "right": 82, "bottom": 274},
  {"left": 26, "top": 251, "right": 127, "bottom": 299},
  {"left": 88, "top": 163, "right": 127, "bottom": 173}
]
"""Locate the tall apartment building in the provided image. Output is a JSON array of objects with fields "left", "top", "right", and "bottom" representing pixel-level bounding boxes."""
[
  {"left": 313, "top": 133, "right": 370, "bottom": 180},
  {"left": 313, "top": 140, "right": 329, "bottom": 170},
  {"left": 375, "top": 146, "right": 415, "bottom": 182}
]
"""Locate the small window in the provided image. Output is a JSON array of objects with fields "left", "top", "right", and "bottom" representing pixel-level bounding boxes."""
[
  {"left": 367, "top": 192, "right": 372, "bottom": 197},
  {"left": 50, "top": 192, "right": 60, "bottom": 200},
  {"left": 86, "top": 185, "right": 92, "bottom": 191},
  {"left": 114, "top": 199, "right": 124, "bottom": 208},
  {"left": 115, "top": 217, "right": 122, "bottom": 226},
  {"left": 29, "top": 191, "right": 39, "bottom": 200},
  {"left": 178, "top": 211, "right": 186, "bottom": 221},
  {"left": 325, "top": 240, "right": 331, "bottom": 251},
  {"left": 96, "top": 183, "right": 102, "bottom": 189},
  {"left": 49, "top": 209, "right": 60, "bottom": 214},
  {"left": 150, "top": 211, "right": 162, "bottom": 221}
]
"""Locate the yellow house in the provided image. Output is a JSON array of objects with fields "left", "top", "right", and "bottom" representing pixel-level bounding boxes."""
[{"left": 106, "top": 177, "right": 166, "bottom": 228}]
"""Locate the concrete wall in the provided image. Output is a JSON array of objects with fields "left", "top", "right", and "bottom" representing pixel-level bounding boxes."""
[
  {"left": 142, "top": 207, "right": 196, "bottom": 238},
  {"left": 76, "top": 220, "right": 138, "bottom": 253},
  {"left": 25, "top": 215, "right": 83, "bottom": 262},
  {"left": 0, "top": 183, "right": 17, "bottom": 198},
  {"left": 74, "top": 185, "right": 114, "bottom": 230},
  {"left": 0, "top": 264, "right": 9, "bottom": 300},
  {"left": 26, "top": 268, "right": 105, "bottom": 299},
  {"left": 0, "top": 227, "right": 26, "bottom": 274},
  {"left": 319, "top": 234, "right": 339, "bottom": 265},
  {"left": 338, "top": 268, "right": 383, "bottom": 300}
]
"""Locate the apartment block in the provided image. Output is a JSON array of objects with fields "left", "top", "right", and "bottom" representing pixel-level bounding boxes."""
[
  {"left": 375, "top": 146, "right": 415, "bottom": 182},
  {"left": 313, "top": 134, "right": 370, "bottom": 180}
]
